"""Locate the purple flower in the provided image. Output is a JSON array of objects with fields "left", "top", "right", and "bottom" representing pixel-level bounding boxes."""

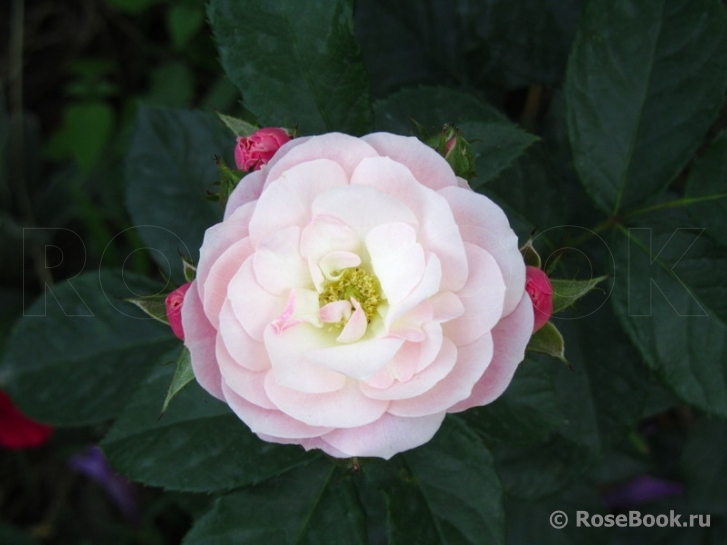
[
  {"left": 69, "top": 446, "right": 139, "bottom": 523},
  {"left": 602, "top": 475, "right": 684, "bottom": 510}
]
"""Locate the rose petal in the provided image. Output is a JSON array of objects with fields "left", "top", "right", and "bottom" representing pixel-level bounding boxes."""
[
  {"left": 360, "top": 338, "right": 457, "bottom": 401},
  {"left": 444, "top": 243, "right": 506, "bottom": 346},
  {"left": 351, "top": 156, "right": 467, "bottom": 291},
  {"left": 388, "top": 333, "right": 494, "bottom": 417},
  {"left": 361, "top": 133, "right": 458, "bottom": 191},
  {"left": 249, "top": 159, "right": 349, "bottom": 245},
  {"left": 449, "top": 293, "right": 534, "bottom": 412},
  {"left": 336, "top": 298, "right": 368, "bottom": 343},
  {"left": 264, "top": 133, "right": 378, "bottom": 186},
  {"left": 300, "top": 215, "right": 361, "bottom": 263},
  {"left": 202, "top": 238, "right": 254, "bottom": 328},
  {"left": 384, "top": 253, "right": 442, "bottom": 331},
  {"left": 221, "top": 382, "right": 332, "bottom": 439},
  {"left": 320, "top": 411, "right": 447, "bottom": 460},
  {"left": 228, "top": 259, "right": 287, "bottom": 341},
  {"left": 197, "top": 202, "right": 255, "bottom": 309},
  {"left": 366, "top": 222, "right": 425, "bottom": 305},
  {"left": 306, "top": 335, "right": 405, "bottom": 380},
  {"left": 312, "top": 185, "right": 418, "bottom": 240},
  {"left": 182, "top": 282, "right": 223, "bottom": 399},
  {"left": 264, "top": 323, "right": 346, "bottom": 393},
  {"left": 253, "top": 226, "right": 311, "bottom": 295},
  {"left": 216, "top": 333, "right": 275, "bottom": 409},
  {"left": 218, "top": 299, "right": 271, "bottom": 372},
  {"left": 264, "top": 374, "right": 389, "bottom": 428},
  {"left": 224, "top": 170, "right": 265, "bottom": 219},
  {"left": 440, "top": 186, "right": 525, "bottom": 317}
]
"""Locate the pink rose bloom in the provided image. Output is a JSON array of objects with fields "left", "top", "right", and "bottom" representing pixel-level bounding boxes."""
[
  {"left": 183, "top": 132, "right": 533, "bottom": 459},
  {"left": 166, "top": 283, "right": 192, "bottom": 340},
  {"left": 234, "top": 128, "right": 292, "bottom": 171},
  {"left": 525, "top": 266, "right": 553, "bottom": 332}
]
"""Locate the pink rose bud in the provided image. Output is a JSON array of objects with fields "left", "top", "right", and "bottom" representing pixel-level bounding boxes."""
[
  {"left": 234, "top": 127, "right": 292, "bottom": 171},
  {"left": 525, "top": 266, "right": 553, "bottom": 332},
  {"left": 165, "top": 282, "right": 192, "bottom": 340}
]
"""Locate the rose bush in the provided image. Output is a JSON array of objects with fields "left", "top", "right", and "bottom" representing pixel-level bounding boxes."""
[{"left": 183, "top": 132, "right": 534, "bottom": 459}]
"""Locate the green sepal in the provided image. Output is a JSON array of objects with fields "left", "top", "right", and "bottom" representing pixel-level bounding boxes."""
[
  {"left": 217, "top": 112, "right": 258, "bottom": 137},
  {"left": 212, "top": 155, "right": 246, "bottom": 211},
  {"left": 551, "top": 276, "right": 609, "bottom": 315},
  {"left": 124, "top": 293, "right": 169, "bottom": 326},
  {"left": 161, "top": 347, "right": 195, "bottom": 415},
  {"left": 426, "top": 124, "right": 476, "bottom": 181},
  {"left": 181, "top": 254, "right": 197, "bottom": 282},
  {"left": 527, "top": 322, "right": 568, "bottom": 365},
  {"left": 519, "top": 238, "right": 542, "bottom": 268}
]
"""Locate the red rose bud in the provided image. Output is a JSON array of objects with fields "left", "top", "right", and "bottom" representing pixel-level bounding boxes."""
[
  {"left": 166, "top": 282, "right": 192, "bottom": 340},
  {"left": 0, "top": 390, "right": 53, "bottom": 450},
  {"left": 234, "top": 127, "right": 292, "bottom": 171},
  {"left": 525, "top": 266, "right": 554, "bottom": 332},
  {"left": 426, "top": 125, "right": 475, "bottom": 180}
]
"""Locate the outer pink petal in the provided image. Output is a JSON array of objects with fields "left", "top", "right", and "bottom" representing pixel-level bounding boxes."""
[
  {"left": 444, "top": 243, "right": 506, "bottom": 346},
  {"left": 366, "top": 223, "right": 425, "bottom": 305},
  {"left": 311, "top": 185, "right": 418, "bottom": 240},
  {"left": 264, "top": 323, "right": 346, "bottom": 393},
  {"left": 182, "top": 282, "right": 223, "bottom": 400},
  {"left": 248, "top": 159, "right": 349, "bottom": 245},
  {"left": 361, "top": 133, "right": 458, "bottom": 191},
  {"left": 263, "top": 374, "right": 389, "bottom": 429},
  {"left": 224, "top": 170, "right": 265, "bottom": 219},
  {"left": 388, "top": 333, "right": 493, "bottom": 417},
  {"left": 263, "top": 133, "right": 378, "bottom": 187},
  {"left": 218, "top": 299, "right": 271, "bottom": 372},
  {"left": 360, "top": 339, "right": 457, "bottom": 401},
  {"left": 221, "top": 382, "right": 333, "bottom": 439},
  {"left": 216, "top": 334, "right": 275, "bottom": 409},
  {"left": 228, "top": 259, "right": 287, "bottom": 342},
  {"left": 439, "top": 186, "right": 525, "bottom": 317},
  {"left": 255, "top": 434, "right": 349, "bottom": 458},
  {"left": 449, "top": 293, "right": 534, "bottom": 412},
  {"left": 202, "top": 238, "right": 254, "bottom": 328},
  {"left": 351, "top": 156, "right": 467, "bottom": 291},
  {"left": 320, "top": 411, "right": 447, "bottom": 459},
  {"left": 197, "top": 202, "right": 255, "bottom": 309}
]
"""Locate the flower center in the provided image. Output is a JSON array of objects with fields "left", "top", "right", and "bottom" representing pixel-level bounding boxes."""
[{"left": 318, "top": 267, "right": 383, "bottom": 323}]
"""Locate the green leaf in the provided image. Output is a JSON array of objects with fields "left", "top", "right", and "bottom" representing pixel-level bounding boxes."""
[
  {"left": 216, "top": 112, "right": 257, "bottom": 137},
  {"left": 0, "top": 271, "right": 177, "bottom": 425},
  {"left": 161, "top": 346, "right": 194, "bottom": 414},
  {"left": 496, "top": 305, "right": 648, "bottom": 499},
  {"left": 372, "top": 86, "right": 538, "bottom": 186},
  {"left": 124, "top": 293, "right": 170, "bottom": 325},
  {"left": 208, "top": 0, "right": 372, "bottom": 135},
  {"left": 551, "top": 276, "right": 609, "bottom": 315},
  {"left": 47, "top": 102, "right": 115, "bottom": 171},
  {"left": 355, "top": 0, "right": 584, "bottom": 97},
  {"left": 565, "top": 0, "right": 727, "bottom": 214},
  {"left": 182, "top": 459, "right": 366, "bottom": 544},
  {"left": 682, "top": 417, "right": 727, "bottom": 517},
  {"left": 168, "top": 3, "right": 205, "bottom": 49},
  {"left": 461, "top": 360, "right": 565, "bottom": 445},
  {"left": 103, "top": 361, "right": 320, "bottom": 493},
  {"left": 124, "top": 107, "right": 231, "bottom": 280},
  {"left": 364, "top": 417, "right": 504, "bottom": 545},
  {"left": 686, "top": 131, "right": 727, "bottom": 247},
  {"left": 611, "top": 218, "right": 727, "bottom": 416},
  {"left": 527, "top": 322, "right": 567, "bottom": 363},
  {"left": 506, "top": 484, "right": 611, "bottom": 545},
  {"left": 482, "top": 146, "right": 567, "bottom": 239}
]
